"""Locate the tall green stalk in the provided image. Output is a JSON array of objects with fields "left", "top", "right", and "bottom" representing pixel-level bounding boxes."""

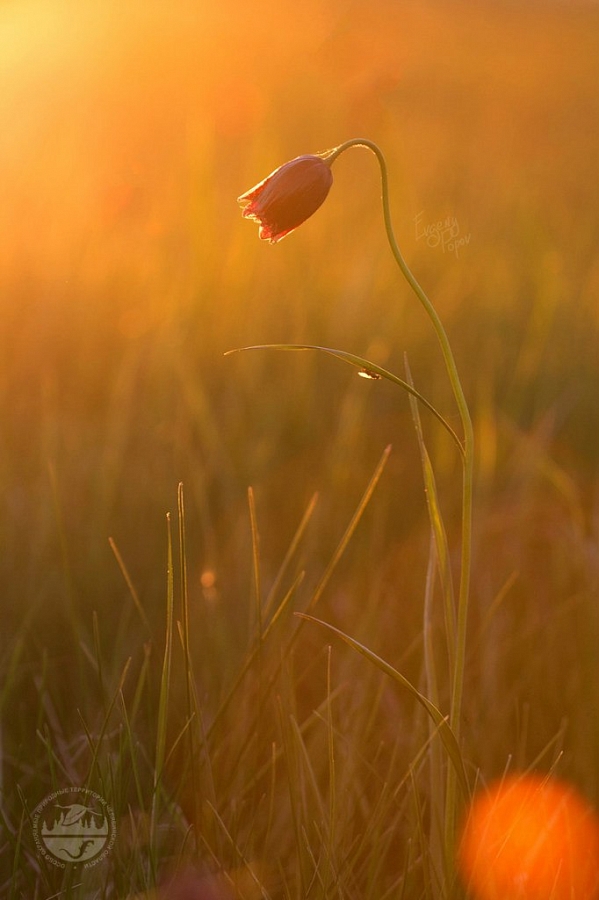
[
  {"left": 238, "top": 136, "right": 474, "bottom": 885},
  {"left": 325, "top": 139, "right": 474, "bottom": 866}
]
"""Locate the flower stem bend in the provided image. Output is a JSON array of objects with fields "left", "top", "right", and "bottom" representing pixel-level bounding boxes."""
[{"left": 326, "top": 137, "right": 474, "bottom": 857}]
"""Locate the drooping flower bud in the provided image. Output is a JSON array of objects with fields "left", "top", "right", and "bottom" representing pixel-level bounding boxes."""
[{"left": 237, "top": 154, "right": 333, "bottom": 242}]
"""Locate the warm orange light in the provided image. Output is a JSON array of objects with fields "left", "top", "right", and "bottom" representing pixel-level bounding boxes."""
[{"left": 458, "top": 773, "right": 599, "bottom": 900}]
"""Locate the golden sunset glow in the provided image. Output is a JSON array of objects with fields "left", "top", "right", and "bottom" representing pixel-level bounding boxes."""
[{"left": 2, "top": 0, "right": 599, "bottom": 895}]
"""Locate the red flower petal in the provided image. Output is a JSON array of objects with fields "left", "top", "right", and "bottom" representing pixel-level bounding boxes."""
[{"left": 238, "top": 154, "right": 333, "bottom": 242}]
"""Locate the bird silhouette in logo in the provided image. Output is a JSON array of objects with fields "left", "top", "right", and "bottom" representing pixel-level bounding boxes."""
[{"left": 54, "top": 803, "right": 104, "bottom": 827}]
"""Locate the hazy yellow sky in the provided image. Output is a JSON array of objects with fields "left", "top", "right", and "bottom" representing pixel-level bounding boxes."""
[{"left": 1, "top": 0, "right": 597, "bottom": 296}]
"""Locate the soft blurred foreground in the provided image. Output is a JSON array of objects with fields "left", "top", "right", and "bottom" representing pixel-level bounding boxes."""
[{"left": 1, "top": 0, "right": 599, "bottom": 896}]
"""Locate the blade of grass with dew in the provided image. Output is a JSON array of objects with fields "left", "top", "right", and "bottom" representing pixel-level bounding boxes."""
[
  {"left": 295, "top": 613, "right": 468, "bottom": 799},
  {"left": 226, "top": 345, "right": 464, "bottom": 456}
]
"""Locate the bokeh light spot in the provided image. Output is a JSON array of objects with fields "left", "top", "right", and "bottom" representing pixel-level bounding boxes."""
[{"left": 458, "top": 773, "right": 599, "bottom": 900}]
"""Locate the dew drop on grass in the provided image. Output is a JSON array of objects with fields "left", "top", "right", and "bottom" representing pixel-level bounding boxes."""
[{"left": 357, "top": 367, "right": 381, "bottom": 380}]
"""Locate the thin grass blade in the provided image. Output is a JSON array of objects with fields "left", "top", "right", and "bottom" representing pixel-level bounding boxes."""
[
  {"left": 295, "top": 613, "right": 468, "bottom": 798},
  {"left": 225, "top": 344, "right": 464, "bottom": 455}
]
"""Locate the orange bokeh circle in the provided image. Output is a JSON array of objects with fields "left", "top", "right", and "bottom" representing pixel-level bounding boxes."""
[{"left": 457, "top": 773, "right": 599, "bottom": 900}]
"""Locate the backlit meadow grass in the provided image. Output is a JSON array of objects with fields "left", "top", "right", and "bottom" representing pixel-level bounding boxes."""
[{"left": 1, "top": 0, "right": 599, "bottom": 896}]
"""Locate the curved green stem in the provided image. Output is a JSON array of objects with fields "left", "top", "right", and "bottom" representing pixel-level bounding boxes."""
[{"left": 327, "top": 138, "right": 474, "bottom": 867}]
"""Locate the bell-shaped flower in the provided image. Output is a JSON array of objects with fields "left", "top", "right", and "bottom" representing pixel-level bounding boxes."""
[{"left": 237, "top": 154, "right": 333, "bottom": 242}]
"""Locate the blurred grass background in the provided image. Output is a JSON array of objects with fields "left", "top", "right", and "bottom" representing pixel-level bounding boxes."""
[{"left": 1, "top": 0, "right": 599, "bottom": 894}]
